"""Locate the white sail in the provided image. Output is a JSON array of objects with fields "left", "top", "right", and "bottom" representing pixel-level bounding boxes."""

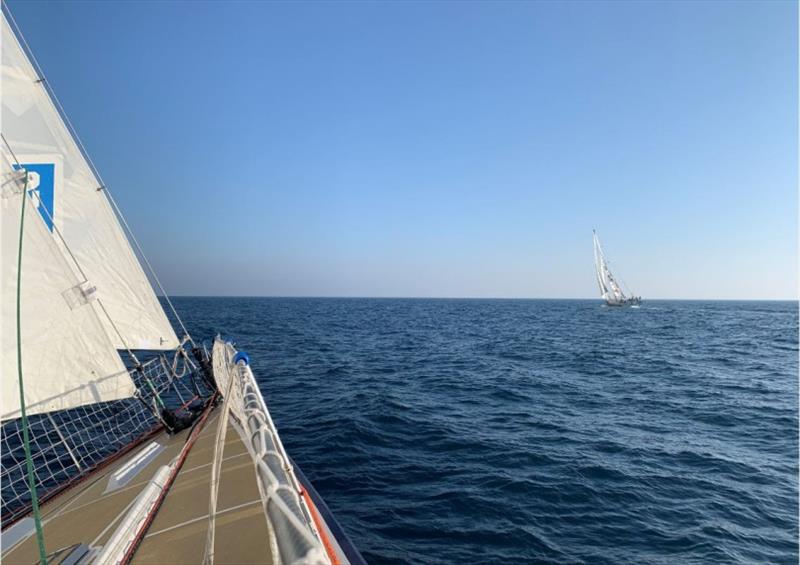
[
  {"left": 593, "top": 231, "right": 608, "bottom": 298},
  {"left": 1, "top": 13, "right": 178, "bottom": 350},
  {"left": 594, "top": 231, "right": 616, "bottom": 301},
  {"left": 1, "top": 162, "right": 135, "bottom": 421},
  {"left": 593, "top": 230, "right": 639, "bottom": 306}
]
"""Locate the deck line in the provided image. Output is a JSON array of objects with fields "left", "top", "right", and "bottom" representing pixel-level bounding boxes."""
[
  {"left": 143, "top": 499, "right": 261, "bottom": 539},
  {"left": 177, "top": 451, "right": 250, "bottom": 477},
  {"left": 89, "top": 494, "right": 140, "bottom": 547},
  {"left": 51, "top": 450, "right": 250, "bottom": 520}
]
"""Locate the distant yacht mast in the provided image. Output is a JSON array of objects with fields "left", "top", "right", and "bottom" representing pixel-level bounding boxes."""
[{"left": 593, "top": 230, "right": 641, "bottom": 307}]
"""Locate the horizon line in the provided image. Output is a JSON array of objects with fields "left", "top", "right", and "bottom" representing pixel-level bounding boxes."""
[{"left": 157, "top": 295, "right": 799, "bottom": 302}]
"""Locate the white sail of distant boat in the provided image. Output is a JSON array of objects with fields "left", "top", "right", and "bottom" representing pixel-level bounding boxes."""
[{"left": 593, "top": 230, "right": 641, "bottom": 307}]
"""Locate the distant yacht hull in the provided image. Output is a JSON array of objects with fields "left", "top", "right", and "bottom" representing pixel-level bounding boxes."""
[{"left": 604, "top": 296, "right": 642, "bottom": 307}]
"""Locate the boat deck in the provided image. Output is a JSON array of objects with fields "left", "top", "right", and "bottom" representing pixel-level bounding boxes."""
[{"left": 1, "top": 408, "right": 274, "bottom": 564}]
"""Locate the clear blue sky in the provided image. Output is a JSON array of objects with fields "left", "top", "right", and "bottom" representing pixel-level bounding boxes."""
[{"left": 9, "top": 0, "right": 797, "bottom": 299}]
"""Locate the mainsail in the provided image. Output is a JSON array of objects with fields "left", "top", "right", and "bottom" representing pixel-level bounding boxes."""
[
  {"left": 1, "top": 14, "right": 178, "bottom": 350},
  {"left": 593, "top": 230, "right": 639, "bottom": 306}
]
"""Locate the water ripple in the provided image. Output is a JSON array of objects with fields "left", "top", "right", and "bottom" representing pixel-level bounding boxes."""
[{"left": 173, "top": 298, "right": 798, "bottom": 564}]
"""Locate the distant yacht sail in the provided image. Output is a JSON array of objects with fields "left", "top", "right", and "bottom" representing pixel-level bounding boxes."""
[{"left": 593, "top": 230, "right": 641, "bottom": 307}]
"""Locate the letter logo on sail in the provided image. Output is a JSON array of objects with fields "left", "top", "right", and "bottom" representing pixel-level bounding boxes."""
[{"left": 13, "top": 160, "right": 58, "bottom": 231}]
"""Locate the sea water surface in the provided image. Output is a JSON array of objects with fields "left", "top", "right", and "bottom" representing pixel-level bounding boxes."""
[{"left": 173, "top": 298, "right": 798, "bottom": 564}]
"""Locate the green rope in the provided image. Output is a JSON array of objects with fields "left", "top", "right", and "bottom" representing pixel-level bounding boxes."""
[
  {"left": 15, "top": 177, "right": 48, "bottom": 565},
  {"left": 145, "top": 376, "right": 166, "bottom": 409}
]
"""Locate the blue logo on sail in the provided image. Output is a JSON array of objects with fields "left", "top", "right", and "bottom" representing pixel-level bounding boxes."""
[{"left": 13, "top": 163, "right": 55, "bottom": 231}]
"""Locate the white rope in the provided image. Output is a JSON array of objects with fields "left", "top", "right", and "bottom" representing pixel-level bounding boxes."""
[
  {"left": 172, "top": 346, "right": 196, "bottom": 379},
  {"left": 3, "top": 5, "right": 194, "bottom": 347},
  {"left": 203, "top": 370, "right": 234, "bottom": 565}
]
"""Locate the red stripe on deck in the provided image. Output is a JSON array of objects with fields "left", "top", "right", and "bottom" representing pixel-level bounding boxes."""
[
  {"left": 121, "top": 395, "right": 218, "bottom": 564},
  {"left": 300, "top": 486, "right": 342, "bottom": 565}
]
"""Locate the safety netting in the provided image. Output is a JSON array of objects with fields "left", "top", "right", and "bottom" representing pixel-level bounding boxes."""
[
  {"left": 0, "top": 347, "right": 216, "bottom": 525},
  {"left": 210, "top": 339, "right": 330, "bottom": 565}
]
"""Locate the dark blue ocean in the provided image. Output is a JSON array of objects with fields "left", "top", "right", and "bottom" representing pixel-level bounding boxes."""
[{"left": 172, "top": 298, "right": 798, "bottom": 564}]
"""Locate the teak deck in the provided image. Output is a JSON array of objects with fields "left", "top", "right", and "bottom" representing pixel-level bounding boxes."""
[{"left": 2, "top": 409, "right": 274, "bottom": 564}]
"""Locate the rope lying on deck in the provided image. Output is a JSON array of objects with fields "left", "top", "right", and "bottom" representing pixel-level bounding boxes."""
[{"left": 203, "top": 372, "right": 234, "bottom": 564}]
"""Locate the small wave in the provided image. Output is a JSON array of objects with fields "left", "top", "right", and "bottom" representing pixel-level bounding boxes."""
[{"left": 174, "top": 297, "right": 798, "bottom": 564}]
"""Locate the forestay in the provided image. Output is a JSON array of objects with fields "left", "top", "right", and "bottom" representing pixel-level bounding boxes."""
[{"left": 1, "top": 12, "right": 178, "bottom": 350}]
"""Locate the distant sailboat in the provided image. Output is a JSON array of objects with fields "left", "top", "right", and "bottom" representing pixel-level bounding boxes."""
[{"left": 593, "top": 230, "right": 641, "bottom": 307}]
